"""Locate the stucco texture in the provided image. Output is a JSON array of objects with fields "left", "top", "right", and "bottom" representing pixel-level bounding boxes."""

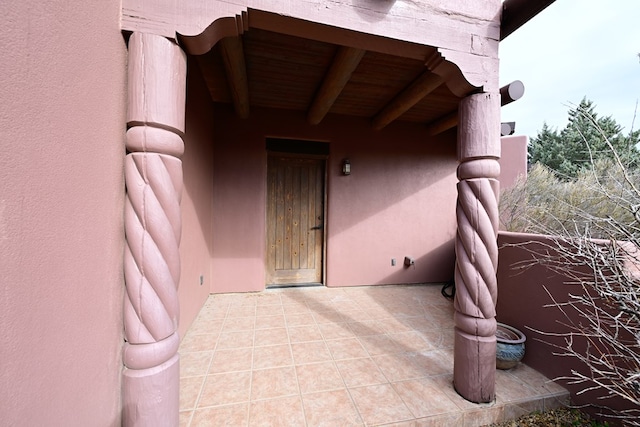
[{"left": 0, "top": 1, "right": 127, "bottom": 425}]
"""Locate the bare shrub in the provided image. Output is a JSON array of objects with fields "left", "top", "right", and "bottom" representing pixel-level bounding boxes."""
[{"left": 499, "top": 108, "right": 640, "bottom": 425}]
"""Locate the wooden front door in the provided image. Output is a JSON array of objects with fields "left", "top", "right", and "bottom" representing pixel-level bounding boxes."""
[{"left": 266, "top": 155, "right": 325, "bottom": 286}]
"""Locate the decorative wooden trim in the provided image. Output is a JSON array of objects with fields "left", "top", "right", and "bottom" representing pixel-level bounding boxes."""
[
  {"left": 220, "top": 36, "right": 250, "bottom": 119},
  {"left": 307, "top": 46, "right": 366, "bottom": 125}
]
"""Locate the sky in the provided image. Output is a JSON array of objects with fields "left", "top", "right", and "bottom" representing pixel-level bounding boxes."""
[{"left": 499, "top": 0, "right": 640, "bottom": 139}]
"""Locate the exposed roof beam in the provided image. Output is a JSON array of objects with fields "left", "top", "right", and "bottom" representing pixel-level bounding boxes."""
[
  {"left": 427, "top": 111, "right": 458, "bottom": 136},
  {"left": 307, "top": 46, "right": 366, "bottom": 125},
  {"left": 501, "top": 0, "right": 556, "bottom": 40},
  {"left": 372, "top": 71, "right": 444, "bottom": 131},
  {"left": 220, "top": 36, "right": 250, "bottom": 119},
  {"left": 426, "top": 81, "right": 525, "bottom": 135}
]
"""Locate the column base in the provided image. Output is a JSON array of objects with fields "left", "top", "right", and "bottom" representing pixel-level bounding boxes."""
[
  {"left": 453, "top": 327, "right": 496, "bottom": 403},
  {"left": 123, "top": 353, "right": 180, "bottom": 427}
]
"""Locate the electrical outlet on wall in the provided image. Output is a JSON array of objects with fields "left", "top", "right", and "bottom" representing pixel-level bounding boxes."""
[
  {"left": 391, "top": 258, "right": 396, "bottom": 266},
  {"left": 200, "top": 275, "right": 204, "bottom": 285}
]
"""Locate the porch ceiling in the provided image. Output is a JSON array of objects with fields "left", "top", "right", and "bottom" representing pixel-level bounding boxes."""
[{"left": 195, "top": 28, "right": 463, "bottom": 131}]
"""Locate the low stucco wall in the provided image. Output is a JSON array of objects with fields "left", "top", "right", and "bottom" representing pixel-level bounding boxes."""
[
  {"left": 0, "top": 0, "right": 127, "bottom": 425},
  {"left": 210, "top": 105, "right": 459, "bottom": 292},
  {"left": 497, "top": 231, "right": 636, "bottom": 423}
]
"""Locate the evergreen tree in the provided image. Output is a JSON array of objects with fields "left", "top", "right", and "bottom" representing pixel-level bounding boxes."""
[{"left": 529, "top": 98, "right": 640, "bottom": 179}]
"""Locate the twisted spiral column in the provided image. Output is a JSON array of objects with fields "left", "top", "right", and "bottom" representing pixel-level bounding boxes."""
[
  {"left": 453, "top": 92, "right": 501, "bottom": 403},
  {"left": 123, "top": 33, "right": 186, "bottom": 427}
]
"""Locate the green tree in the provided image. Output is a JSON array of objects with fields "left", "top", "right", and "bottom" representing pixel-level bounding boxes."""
[{"left": 529, "top": 98, "right": 640, "bottom": 179}]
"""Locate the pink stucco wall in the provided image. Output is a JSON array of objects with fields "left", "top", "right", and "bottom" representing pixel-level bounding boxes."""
[
  {"left": 210, "top": 105, "right": 458, "bottom": 292},
  {"left": 498, "top": 135, "right": 528, "bottom": 191},
  {"left": 178, "top": 58, "right": 216, "bottom": 336},
  {"left": 0, "top": 1, "right": 127, "bottom": 425},
  {"left": 497, "top": 231, "right": 634, "bottom": 423}
]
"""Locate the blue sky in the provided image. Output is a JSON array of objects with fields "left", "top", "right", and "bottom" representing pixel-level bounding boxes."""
[{"left": 500, "top": 0, "right": 640, "bottom": 139}]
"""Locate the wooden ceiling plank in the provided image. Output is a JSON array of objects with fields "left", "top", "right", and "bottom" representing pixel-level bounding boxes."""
[
  {"left": 371, "top": 71, "right": 444, "bottom": 131},
  {"left": 307, "top": 46, "right": 366, "bottom": 125},
  {"left": 220, "top": 36, "right": 250, "bottom": 119}
]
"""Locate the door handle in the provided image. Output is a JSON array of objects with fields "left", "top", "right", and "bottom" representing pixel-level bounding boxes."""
[{"left": 310, "top": 224, "right": 324, "bottom": 230}]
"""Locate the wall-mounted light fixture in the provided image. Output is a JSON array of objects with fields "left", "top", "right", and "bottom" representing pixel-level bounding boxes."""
[{"left": 342, "top": 159, "right": 351, "bottom": 175}]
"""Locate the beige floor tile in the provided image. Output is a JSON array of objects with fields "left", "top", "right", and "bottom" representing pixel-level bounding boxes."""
[
  {"left": 399, "top": 412, "right": 464, "bottom": 426},
  {"left": 373, "top": 353, "right": 422, "bottom": 382},
  {"left": 253, "top": 327, "right": 289, "bottom": 347},
  {"left": 254, "top": 293, "right": 282, "bottom": 306},
  {"left": 226, "top": 306, "right": 257, "bottom": 318},
  {"left": 291, "top": 340, "right": 332, "bottom": 365},
  {"left": 191, "top": 402, "right": 249, "bottom": 427},
  {"left": 311, "top": 307, "right": 346, "bottom": 321},
  {"left": 256, "top": 304, "right": 283, "bottom": 316},
  {"left": 180, "top": 351, "right": 213, "bottom": 378},
  {"left": 387, "top": 331, "right": 434, "bottom": 353},
  {"left": 318, "top": 322, "right": 355, "bottom": 339},
  {"left": 349, "top": 383, "right": 413, "bottom": 425},
  {"left": 251, "top": 366, "right": 299, "bottom": 400},
  {"left": 335, "top": 357, "right": 387, "bottom": 387},
  {"left": 288, "top": 324, "right": 323, "bottom": 343},
  {"left": 347, "top": 320, "right": 387, "bottom": 336},
  {"left": 221, "top": 316, "right": 255, "bottom": 332},
  {"left": 216, "top": 330, "right": 254, "bottom": 349},
  {"left": 340, "top": 309, "right": 373, "bottom": 322},
  {"left": 358, "top": 334, "right": 398, "bottom": 356},
  {"left": 462, "top": 405, "right": 504, "bottom": 427},
  {"left": 209, "top": 347, "right": 253, "bottom": 374},
  {"left": 495, "top": 370, "right": 539, "bottom": 403},
  {"left": 302, "top": 389, "right": 363, "bottom": 427},
  {"left": 198, "top": 371, "right": 251, "bottom": 408},
  {"left": 252, "top": 344, "right": 293, "bottom": 369},
  {"left": 380, "top": 317, "right": 413, "bottom": 333},
  {"left": 248, "top": 396, "right": 306, "bottom": 427},
  {"left": 285, "top": 312, "right": 317, "bottom": 326},
  {"left": 255, "top": 314, "right": 286, "bottom": 330},
  {"left": 180, "top": 333, "right": 218, "bottom": 352},
  {"left": 187, "top": 318, "right": 224, "bottom": 335},
  {"left": 181, "top": 286, "right": 570, "bottom": 426},
  {"left": 392, "top": 378, "right": 460, "bottom": 418},
  {"left": 506, "top": 363, "right": 566, "bottom": 396},
  {"left": 326, "top": 337, "right": 369, "bottom": 360},
  {"left": 295, "top": 361, "right": 345, "bottom": 394},
  {"left": 179, "top": 410, "right": 193, "bottom": 427},
  {"left": 180, "top": 376, "right": 205, "bottom": 411},
  {"left": 282, "top": 302, "right": 311, "bottom": 314}
]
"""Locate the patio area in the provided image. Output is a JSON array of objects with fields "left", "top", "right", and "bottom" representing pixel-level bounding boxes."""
[{"left": 179, "top": 284, "right": 569, "bottom": 426}]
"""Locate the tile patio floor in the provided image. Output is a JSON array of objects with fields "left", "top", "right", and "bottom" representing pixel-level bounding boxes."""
[{"left": 179, "top": 284, "right": 569, "bottom": 426}]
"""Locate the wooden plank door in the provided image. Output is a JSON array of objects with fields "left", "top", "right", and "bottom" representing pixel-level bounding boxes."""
[{"left": 266, "top": 155, "right": 324, "bottom": 285}]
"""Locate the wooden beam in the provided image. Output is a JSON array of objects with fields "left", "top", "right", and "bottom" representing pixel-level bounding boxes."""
[
  {"left": 500, "top": 80, "right": 524, "bottom": 106},
  {"left": 219, "top": 36, "right": 250, "bottom": 119},
  {"left": 371, "top": 72, "right": 443, "bottom": 131},
  {"left": 427, "top": 81, "right": 525, "bottom": 136},
  {"left": 426, "top": 111, "right": 458, "bottom": 136},
  {"left": 307, "top": 46, "right": 366, "bottom": 125},
  {"left": 501, "top": 0, "right": 556, "bottom": 40}
]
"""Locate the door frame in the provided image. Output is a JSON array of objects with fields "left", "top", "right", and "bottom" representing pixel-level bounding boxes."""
[{"left": 265, "top": 150, "right": 328, "bottom": 287}]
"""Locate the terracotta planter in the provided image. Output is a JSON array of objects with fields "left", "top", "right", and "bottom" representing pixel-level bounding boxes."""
[{"left": 496, "top": 322, "right": 526, "bottom": 370}]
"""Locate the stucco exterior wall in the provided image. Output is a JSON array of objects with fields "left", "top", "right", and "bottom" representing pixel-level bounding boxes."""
[
  {"left": 211, "top": 105, "right": 458, "bottom": 292},
  {"left": 0, "top": 1, "right": 127, "bottom": 425},
  {"left": 499, "top": 135, "right": 528, "bottom": 191},
  {"left": 179, "top": 58, "right": 217, "bottom": 337},
  {"left": 497, "top": 231, "right": 635, "bottom": 422}
]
